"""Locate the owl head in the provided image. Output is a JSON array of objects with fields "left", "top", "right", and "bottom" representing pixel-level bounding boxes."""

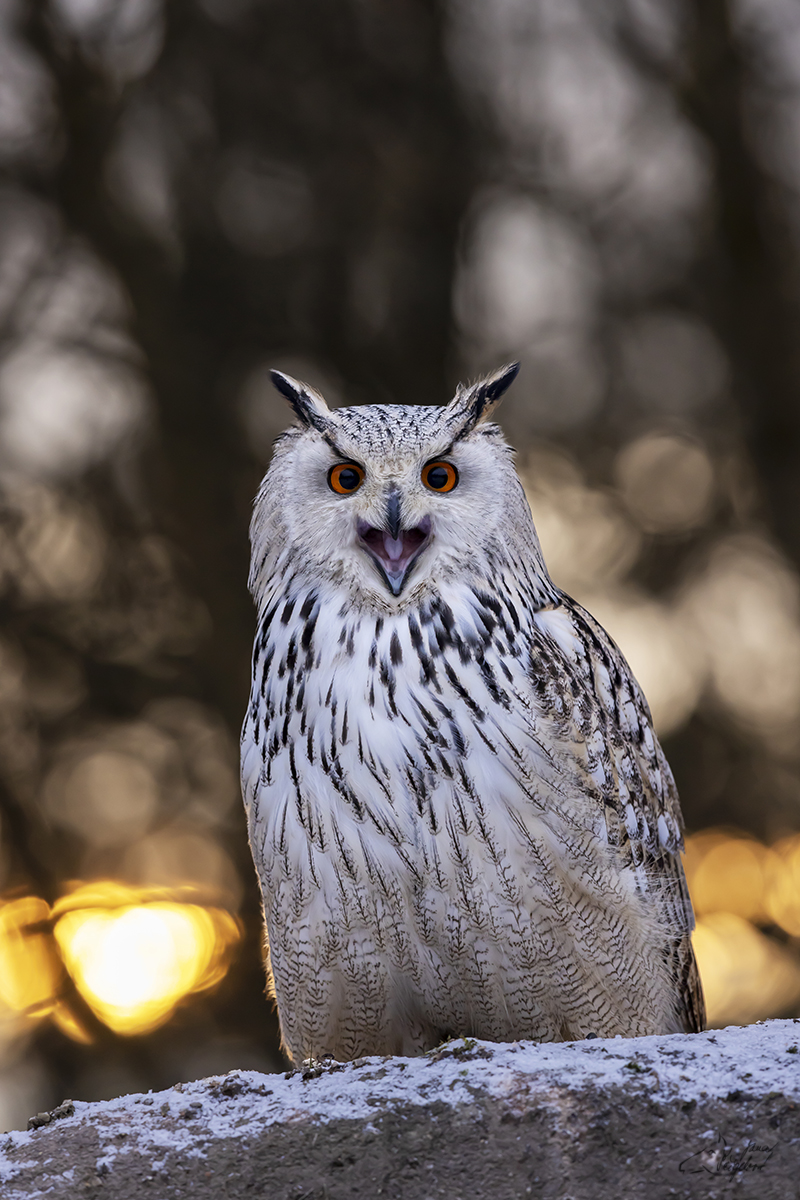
[{"left": 249, "top": 363, "right": 552, "bottom": 613}]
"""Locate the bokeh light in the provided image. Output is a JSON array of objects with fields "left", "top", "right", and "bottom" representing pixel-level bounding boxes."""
[
  {"left": 686, "top": 829, "right": 800, "bottom": 1027},
  {"left": 52, "top": 883, "right": 241, "bottom": 1036},
  {"left": 692, "top": 912, "right": 800, "bottom": 1030},
  {"left": 766, "top": 836, "right": 800, "bottom": 936},
  {"left": 0, "top": 883, "right": 241, "bottom": 1042},
  {"left": 617, "top": 312, "right": 728, "bottom": 414},
  {"left": 0, "top": 897, "right": 63, "bottom": 1023},
  {"left": 679, "top": 536, "right": 800, "bottom": 752},
  {"left": 43, "top": 749, "right": 160, "bottom": 848},
  {"left": 615, "top": 433, "right": 715, "bottom": 534}
]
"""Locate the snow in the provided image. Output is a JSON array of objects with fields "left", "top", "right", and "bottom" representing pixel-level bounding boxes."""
[{"left": 1, "top": 1019, "right": 798, "bottom": 1179}]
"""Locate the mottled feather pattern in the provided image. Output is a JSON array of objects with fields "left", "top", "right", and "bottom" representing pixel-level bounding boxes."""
[{"left": 241, "top": 367, "right": 705, "bottom": 1062}]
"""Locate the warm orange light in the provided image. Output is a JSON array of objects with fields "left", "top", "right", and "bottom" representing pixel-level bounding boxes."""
[
  {"left": 685, "top": 828, "right": 800, "bottom": 933},
  {"left": 0, "top": 882, "right": 240, "bottom": 1041},
  {"left": 685, "top": 828, "right": 800, "bottom": 1027},
  {"left": 52, "top": 882, "right": 240, "bottom": 1036},
  {"left": 693, "top": 912, "right": 800, "bottom": 1028},
  {"left": 50, "top": 1003, "right": 93, "bottom": 1044},
  {"left": 0, "top": 896, "right": 63, "bottom": 1020},
  {"left": 684, "top": 830, "right": 780, "bottom": 922},
  {"left": 765, "top": 834, "right": 800, "bottom": 936}
]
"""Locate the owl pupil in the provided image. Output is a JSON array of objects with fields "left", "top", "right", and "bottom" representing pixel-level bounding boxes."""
[
  {"left": 427, "top": 466, "right": 449, "bottom": 490},
  {"left": 338, "top": 468, "right": 360, "bottom": 491}
]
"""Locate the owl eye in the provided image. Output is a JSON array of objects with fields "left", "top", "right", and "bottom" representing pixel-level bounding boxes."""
[
  {"left": 422, "top": 461, "right": 458, "bottom": 493},
  {"left": 329, "top": 462, "right": 365, "bottom": 494}
]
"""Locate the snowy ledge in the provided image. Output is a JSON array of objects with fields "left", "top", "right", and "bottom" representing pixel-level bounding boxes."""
[{"left": 1, "top": 1021, "right": 799, "bottom": 1200}]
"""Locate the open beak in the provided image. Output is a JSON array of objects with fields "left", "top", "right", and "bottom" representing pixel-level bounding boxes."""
[{"left": 357, "top": 515, "right": 431, "bottom": 596}]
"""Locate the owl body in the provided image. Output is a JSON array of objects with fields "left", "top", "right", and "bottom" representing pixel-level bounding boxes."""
[{"left": 241, "top": 367, "right": 704, "bottom": 1063}]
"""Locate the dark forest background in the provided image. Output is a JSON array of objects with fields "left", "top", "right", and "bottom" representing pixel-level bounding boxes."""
[{"left": 1, "top": 0, "right": 800, "bottom": 1130}]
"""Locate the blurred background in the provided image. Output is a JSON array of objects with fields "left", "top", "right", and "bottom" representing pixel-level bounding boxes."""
[{"left": 0, "top": 0, "right": 799, "bottom": 1132}]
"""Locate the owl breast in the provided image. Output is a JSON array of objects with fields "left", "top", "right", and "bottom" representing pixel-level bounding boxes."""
[{"left": 241, "top": 579, "right": 679, "bottom": 1063}]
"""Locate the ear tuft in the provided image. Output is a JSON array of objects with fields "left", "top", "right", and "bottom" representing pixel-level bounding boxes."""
[
  {"left": 270, "top": 370, "right": 333, "bottom": 435},
  {"left": 444, "top": 362, "right": 520, "bottom": 440}
]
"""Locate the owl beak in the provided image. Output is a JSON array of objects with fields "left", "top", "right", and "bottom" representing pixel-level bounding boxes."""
[{"left": 357, "top": 515, "right": 432, "bottom": 596}]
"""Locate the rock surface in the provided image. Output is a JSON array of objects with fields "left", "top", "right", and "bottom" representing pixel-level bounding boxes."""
[{"left": 1, "top": 1021, "right": 799, "bottom": 1199}]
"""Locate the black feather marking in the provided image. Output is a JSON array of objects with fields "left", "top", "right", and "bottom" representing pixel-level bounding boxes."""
[
  {"left": 453, "top": 789, "right": 471, "bottom": 834},
  {"left": 270, "top": 369, "right": 333, "bottom": 439},
  {"left": 479, "top": 658, "right": 511, "bottom": 708},
  {"left": 442, "top": 660, "right": 485, "bottom": 720},
  {"left": 289, "top": 749, "right": 311, "bottom": 841},
  {"left": 331, "top": 815, "right": 359, "bottom": 881},
  {"left": 418, "top": 744, "right": 438, "bottom": 772},
  {"left": 451, "top": 362, "right": 520, "bottom": 440},
  {"left": 474, "top": 723, "right": 497, "bottom": 753},
  {"left": 330, "top": 700, "right": 338, "bottom": 760},
  {"left": 390, "top": 630, "right": 403, "bottom": 665},
  {"left": 434, "top": 598, "right": 456, "bottom": 636},
  {"left": 327, "top": 754, "right": 365, "bottom": 820},
  {"left": 304, "top": 834, "right": 320, "bottom": 887},
  {"left": 288, "top": 742, "right": 300, "bottom": 788},
  {"left": 449, "top": 721, "right": 467, "bottom": 756},
  {"left": 259, "top": 599, "right": 280, "bottom": 636},
  {"left": 435, "top": 751, "right": 453, "bottom": 780},
  {"left": 474, "top": 589, "right": 503, "bottom": 619},
  {"left": 418, "top": 648, "right": 439, "bottom": 689},
  {"left": 299, "top": 592, "right": 317, "bottom": 620},
  {"left": 277, "top": 797, "right": 288, "bottom": 855},
  {"left": 301, "top": 611, "right": 318, "bottom": 653},
  {"left": 379, "top": 658, "right": 397, "bottom": 715},
  {"left": 259, "top": 655, "right": 272, "bottom": 699},
  {"left": 411, "top": 695, "right": 448, "bottom": 746}
]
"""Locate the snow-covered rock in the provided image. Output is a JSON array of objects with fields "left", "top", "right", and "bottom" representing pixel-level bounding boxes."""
[{"left": 1, "top": 1020, "right": 798, "bottom": 1198}]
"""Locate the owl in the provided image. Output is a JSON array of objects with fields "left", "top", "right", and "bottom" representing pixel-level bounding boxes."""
[{"left": 240, "top": 363, "right": 705, "bottom": 1065}]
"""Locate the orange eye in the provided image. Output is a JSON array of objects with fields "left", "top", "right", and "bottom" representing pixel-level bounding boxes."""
[
  {"left": 329, "top": 462, "right": 365, "bottom": 494},
  {"left": 422, "top": 460, "right": 458, "bottom": 493}
]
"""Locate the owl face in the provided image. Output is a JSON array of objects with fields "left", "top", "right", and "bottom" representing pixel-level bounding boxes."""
[{"left": 250, "top": 364, "right": 544, "bottom": 612}]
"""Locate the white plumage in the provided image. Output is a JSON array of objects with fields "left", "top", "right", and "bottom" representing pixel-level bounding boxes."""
[{"left": 241, "top": 364, "right": 704, "bottom": 1063}]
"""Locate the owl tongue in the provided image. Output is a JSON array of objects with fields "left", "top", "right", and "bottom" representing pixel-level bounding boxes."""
[
  {"left": 357, "top": 519, "right": 431, "bottom": 595},
  {"left": 382, "top": 533, "right": 406, "bottom": 564}
]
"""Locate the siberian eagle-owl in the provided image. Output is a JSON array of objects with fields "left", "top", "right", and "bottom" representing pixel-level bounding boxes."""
[{"left": 240, "top": 363, "right": 705, "bottom": 1064}]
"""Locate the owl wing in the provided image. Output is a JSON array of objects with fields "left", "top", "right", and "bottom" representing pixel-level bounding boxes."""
[{"left": 530, "top": 595, "right": 705, "bottom": 1034}]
